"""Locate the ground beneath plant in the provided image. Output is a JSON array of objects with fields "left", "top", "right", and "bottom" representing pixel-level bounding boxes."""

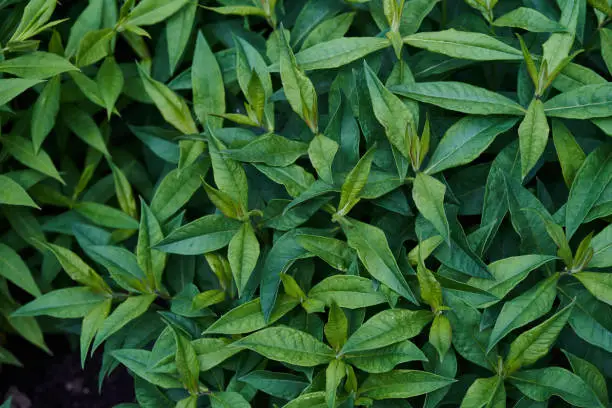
[{"left": 0, "top": 334, "right": 134, "bottom": 408}]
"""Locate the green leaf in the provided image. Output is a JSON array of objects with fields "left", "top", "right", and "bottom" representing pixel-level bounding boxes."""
[
  {"left": 137, "top": 200, "right": 166, "bottom": 291},
  {"left": 75, "top": 28, "right": 115, "bottom": 67},
  {"left": 137, "top": 63, "right": 198, "bottom": 135},
  {"left": 154, "top": 214, "right": 242, "bottom": 255},
  {"left": 39, "top": 241, "right": 110, "bottom": 293},
  {"left": 493, "top": 7, "right": 567, "bottom": 32},
  {"left": 391, "top": 81, "right": 525, "bottom": 115},
  {"left": 0, "top": 51, "right": 77, "bottom": 79},
  {"left": 254, "top": 163, "right": 315, "bottom": 197},
  {"left": 308, "top": 275, "right": 387, "bottom": 309},
  {"left": 341, "top": 218, "right": 416, "bottom": 303},
  {"left": 75, "top": 202, "right": 138, "bottom": 230},
  {"left": 171, "top": 327, "right": 199, "bottom": 393},
  {"left": 278, "top": 28, "right": 318, "bottom": 133},
  {"left": 307, "top": 134, "right": 338, "bottom": 184},
  {"left": 563, "top": 350, "right": 609, "bottom": 406},
  {"left": 233, "top": 326, "right": 334, "bottom": 366},
  {"left": 0, "top": 243, "right": 41, "bottom": 297},
  {"left": 62, "top": 106, "right": 110, "bottom": 157},
  {"left": 426, "top": 116, "right": 518, "bottom": 175},
  {"left": 302, "top": 12, "right": 355, "bottom": 50},
  {"left": 488, "top": 273, "right": 559, "bottom": 351},
  {"left": 345, "top": 340, "right": 426, "bottom": 373},
  {"left": 31, "top": 76, "right": 60, "bottom": 154},
  {"left": 552, "top": 119, "right": 586, "bottom": 187},
  {"left": 544, "top": 84, "right": 612, "bottom": 119},
  {"left": 336, "top": 146, "right": 376, "bottom": 216},
  {"left": 590, "top": 224, "right": 612, "bottom": 268},
  {"left": 193, "top": 31, "right": 225, "bottom": 129},
  {"left": 0, "top": 175, "right": 39, "bottom": 208},
  {"left": 574, "top": 272, "right": 612, "bottom": 306},
  {"left": 467, "top": 255, "right": 556, "bottom": 306},
  {"left": 205, "top": 295, "right": 299, "bottom": 335},
  {"left": 2, "top": 134, "right": 63, "bottom": 183},
  {"left": 505, "top": 302, "right": 575, "bottom": 374},
  {"left": 224, "top": 133, "right": 308, "bottom": 167},
  {"left": 460, "top": 376, "right": 506, "bottom": 408},
  {"left": 324, "top": 302, "right": 348, "bottom": 351},
  {"left": 509, "top": 367, "right": 604, "bottom": 408},
  {"left": 113, "top": 349, "right": 182, "bottom": 389},
  {"left": 325, "top": 359, "right": 345, "bottom": 408},
  {"left": 283, "top": 37, "right": 391, "bottom": 71},
  {"left": 208, "top": 131, "right": 249, "bottom": 213},
  {"left": 413, "top": 172, "right": 450, "bottom": 244},
  {"left": 430, "top": 314, "right": 452, "bottom": 362},
  {"left": 97, "top": 56, "right": 124, "bottom": 119},
  {"left": 203, "top": 6, "right": 266, "bottom": 17},
  {"left": 239, "top": 371, "right": 308, "bottom": 400},
  {"left": 358, "top": 370, "right": 456, "bottom": 400},
  {"left": 519, "top": 99, "right": 549, "bottom": 179},
  {"left": 92, "top": 294, "right": 156, "bottom": 351},
  {"left": 297, "top": 235, "right": 353, "bottom": 272},
  {"left": 13, "top": 287, "right": 109, "bottom": 318},
  {"left": 0, "top": 78, "right": 44, "bottom": 106},
  {"left": 124, "top": 0, "right": 191, "bottom": 26},
  {"left": 80, "top": 298, "right": 111, "bottom": 367},
  {"left": 228, "top": 222, "right": 260, "bottom": 297},
  {"left": 340, "top": 308, "right": 432, "bottom": 354},
  {"left": 364, "top": 61, "right": 417, "bottom": 158},
  {"left": 565, "top": 145, "right": 612, "bottom": 239},
  {"left": 210, "top": 392, "right": 250, "bottom": 408},
  {"left": 150, "top": 159, "right": 210, "bottom": 223},
  {"left": 403, "top": 29, "right": 523, "bottom": 61}
]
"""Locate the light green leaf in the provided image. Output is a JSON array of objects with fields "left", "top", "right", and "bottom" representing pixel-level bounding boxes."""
[
  {"left": 391, "top": 81, "right": 525, "bottom": 115},
  {"left": 505, "top": 302, "right": 575, "bottom": 374},
  {"left": 564, "top": 350, "right": 609, "bottom": 406},
  {"left": 308, "top": 134, "right": 338, "bottom": 184},
  {"left": 80, "top": 298, "right": 111, "bottom": 367},
  {"left": 205, "top": 295, "right": 299, "bottom": 335},
  {"left": 552, "top": 119, "right": 586, "bottom": 187},
  {"left": 233, "top": 326, "right": 334, "bottom": 366},
  {"left": 565, "top": 145, "right": 612, "bottom": 239},
  {"left": 308, "top": 275, "right": 387, "bottom": 309},
  {"left": 13, "top": 287, "right": 109, "bottom": 318},
  {"left": 337, "top": 146, "right": 376, "bottom": 216},
  {"left": 154, "top": 214, "right": 242, "bottom": 255},
  {"left": 364, "top": 61, "right": 416, "bottom": 158},
  {"left": 590, "top": 223, "right": 612, "bottom": 268},
  {"left": 544, "top": 84, "right": 612, "bottom": 119},
  {"left": 519, "top": 99, "right": 549, "bottom": 179},
  {"left": 430, "top": 314, "right": 452, "bottom": 362},
  {"left": 413, "top": 172, "right": 450, "bottom": 244},
  {"left": 137, "top": 200, "right": 166, "bottom": 291},
  {"left": 0, "top": 243, "right": 41, "bottom": 297},
  {"left": 124, "top": 0, "right": 191, "bottom": 26},
  {"left": 302, "top": 12, "right": 355, "bottom": 50},
  {"left": 493, "top": 7, "right": 567, "bottom": 32},
  {"left": 510, "top": 367, "right": 604, "bottom": 408},
  {"left": 224, "top": 133, "right": 308, "bottom": 167},
  {"left": 210, "top": 392, "right": 250, "bottom": 408},
  {"left": 137, "top": 63, "right": 198, "bottom": 135},
  {"left": 0, "top": 175, "right": 39, "bottom": 208},
  {"left": 254, "top": 163, "right": 315, "bottom": 198},
  {"left": 2, "top": 134, "right": 64, "bottom": 184},
  {"left": 488, "top": 273, "right": 559, "bottom": 351},
  {"left": 228, "top": 222, "right": 260, "bottom": 297},
  {"left": 193, "top": 31, "right": 225, "bottom": 129},
  {"left": 31, "top": 76, "right": 60, "bottom": 154},
  {"left": 113, "top": 349, "right": 182, "bottom": 389},
  {"left": 341, "top": 308, "right": 432, "bottom": 354},
  {"left": 297, "top": 235, "right": 353, "bottom": 272},
  {"left": 574, "top": 272, "right": 612, "bottom": 306},
  {"left": 345, "top": 340, "right": 426, "bottom": 373},
  {"left": 97, "top": 56, "right": 124, "bottom": 119},
  {"left": 75, "top": 28, "right": 115, "bottom": 67},
  {"left": 341, "top": 218, "right": 416, "bottom": 303},
  {"left": 0, "top": 51, "right": 77, "bottom": 79},
  {"left": 75, "top": 202, "right": 138, "bottom": 230},
  {"left": 403, "top": 29, "right": 523, "bottom": 61},
  {"left": 426, "top": 116, "right": 518, "bottom": 175},
  {"left": 358, "top": 370, "right": 456, "bottom": 400},
  {"left": 208, "top": 131, "right": 249, "bottom": 213},
  {"left": 460, "top": 376, "right": 506, "bottom": 408},
  {"left": 62, "top": 106, "right": 110, "bottom": 157},
  {"left": 92, "top": 294, "right": 156, "bottom": 351}
]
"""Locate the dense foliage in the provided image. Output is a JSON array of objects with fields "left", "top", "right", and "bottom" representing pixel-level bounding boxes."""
[{"left": 0, "top": 0, "right": 611, "bottom": 406}]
